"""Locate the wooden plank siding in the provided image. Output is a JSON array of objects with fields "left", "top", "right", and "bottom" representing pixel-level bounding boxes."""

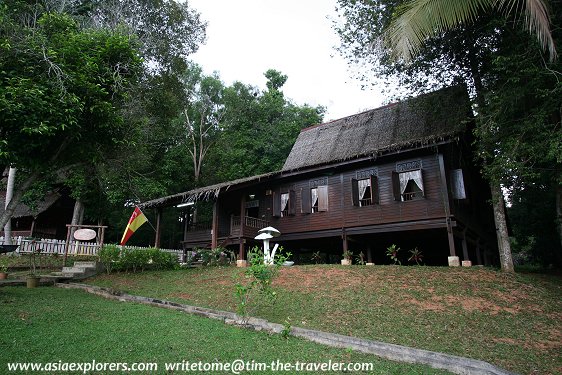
[{"left": 267, "top": 153, "right": 448, "bottom": 237}]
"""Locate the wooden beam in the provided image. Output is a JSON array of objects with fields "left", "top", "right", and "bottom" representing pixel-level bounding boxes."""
[
  {"left": 342, "top": 228, "right": 348, "bottom": 254},
  {"left": 475, "top": 240, "right": 483, "bottom": 265},
  {"left": 367, "top": 246, "right": 373, "bottom": 264},
  {"left": 211, "top": 201, "right": 218, "bottom": 249},
  {"left": 438, "top": 153, "right": 456, "bottom": 257},
  {"left": 240, "top": 194, "right": 246, "bottom": 237},
  {"left": 238, "top": 239, "right": 245, "bottom": 261}
]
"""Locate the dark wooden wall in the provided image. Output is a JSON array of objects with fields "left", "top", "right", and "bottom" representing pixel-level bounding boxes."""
[{"left": 256, "top": 151, "right": 449, "bottom": 236}]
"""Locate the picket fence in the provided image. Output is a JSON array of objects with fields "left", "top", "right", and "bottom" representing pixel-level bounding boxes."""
[{"left": 0, "top": 236, "right": 184, "bottom": 260}]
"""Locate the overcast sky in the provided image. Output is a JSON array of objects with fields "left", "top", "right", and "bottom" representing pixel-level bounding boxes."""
[{"left": 188, "top": 0, "right": 386, "bottom": 121}]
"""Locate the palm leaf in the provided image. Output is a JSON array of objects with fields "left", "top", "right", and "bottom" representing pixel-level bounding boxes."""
[{"left": 386, "top": 0, "right": 556, "bottom": 62}]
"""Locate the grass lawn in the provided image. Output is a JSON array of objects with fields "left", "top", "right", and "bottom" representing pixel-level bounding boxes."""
[
  {"left": 88, "top": 265, "right": 562, "bottom": 375},
  {"left": 0, "top": 287, "right": 450, "bottom": 374}
]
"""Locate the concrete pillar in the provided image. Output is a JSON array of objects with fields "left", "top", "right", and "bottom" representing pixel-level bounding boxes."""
[{"left": 448, "top": 256, "right": 460, "bottom": 267}]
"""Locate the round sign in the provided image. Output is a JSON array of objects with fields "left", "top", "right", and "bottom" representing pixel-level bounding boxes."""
[{"left": 74, "top": 228, "right": 97, "bottom": 241}]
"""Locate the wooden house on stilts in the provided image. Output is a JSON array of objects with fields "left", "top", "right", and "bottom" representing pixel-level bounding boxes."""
[{"left": 141, "top": 86, "right": 497, "bottom": 266}]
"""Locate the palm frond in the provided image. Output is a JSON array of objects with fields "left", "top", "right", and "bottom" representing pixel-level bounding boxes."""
[
  {"left": 497, "top": 0, "right": 557, "bottom": 61},
  {"left": 386, "top": 0, "right": 556, "bottom": 62}
]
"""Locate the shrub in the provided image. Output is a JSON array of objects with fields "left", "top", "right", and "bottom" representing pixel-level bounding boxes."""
[
  {"left": 100, "top": 246, "right": 178, "bottom": 273},
  {"left": 99, "top": 244, "right": 121, "bottom": 274},
  {"left": 197, "top": 247, "right": 230, "bottom": 266}
]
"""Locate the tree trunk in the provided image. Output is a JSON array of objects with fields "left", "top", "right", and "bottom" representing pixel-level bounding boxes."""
[
  {"left": 3, "top": 167, "right": 16, "bottom": 245},
  {"left": 556, "top": 179, "right": 562, "bottom": 260},
  {"left": 491, "top": 184, "right": 514, "bottom": 272},
  {"left": 0, "top": 170, "right": 40, "bottom": 231},
  {"left": 69, "top": 199, "right": 85, "bottom": 239}
]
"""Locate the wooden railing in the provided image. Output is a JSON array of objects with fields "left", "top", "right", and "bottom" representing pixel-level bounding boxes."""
[
  {"left": 187, "top": 221, "right": 213, "bottom": 232},
  {"left": 359, "top": 198, "right": 373, "bottom": 206},
  {"left": 402, "top": 191, "right": 423, "bottom": 201},
  {"left": 231, "top": 216, "right": 269, "bottom": 229}
]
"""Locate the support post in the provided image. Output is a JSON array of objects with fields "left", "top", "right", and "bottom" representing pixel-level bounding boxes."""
[
  {"left": 342, "top": 230, "right": 348, "bottom": 254},
  {"left": 366, "top": 245, "right": 374, "bottom": 265},
  {"left": 154, "top": 208, "right": 162, "bottom": 248},
  {"left": 240, "top": 195, "right": 246, "bottom": 237},
  {"left": 475, "top": 240, "right": 482, "bottom": 265},
  {"left": 211, "top": 201, "right": 218, "bottom": 249},
  {"left": 438, "top": 153, "right": 456, "bottom": 259},
  {"left": 447, "top": 220, "right": 456, "bottom": 256}
]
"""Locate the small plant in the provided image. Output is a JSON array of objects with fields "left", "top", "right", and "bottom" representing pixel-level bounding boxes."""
[
  {"left": 28, "top": 239, "right": 42, "bottom": 276},
  {"left": 311, "top": 251, "right": 322, "bottom": 264},
  {"left": 281, "top": 318, "right": 292, "bottom": 339},
  {"left": 355, "top": 251, "right": 366, "bottom": 265},
  {"left": 386, "top": 244, "right": 401, "bottom": 265},
  {"left": 0, "top": 256, "right": 9, "bottom": 273},
  {"left": 408, "top": 247, "right": 424, "bottom": 265},
  {"left": 342, "top": 249, "right": 353, "bottom": 260},
  {"left": 234, "top": 246, "right": 290, "bottom": 321}
]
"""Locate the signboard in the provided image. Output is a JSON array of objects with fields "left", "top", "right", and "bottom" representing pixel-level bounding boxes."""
[{"left": 74, "top": 228, "right": 97, "bottom": 241}]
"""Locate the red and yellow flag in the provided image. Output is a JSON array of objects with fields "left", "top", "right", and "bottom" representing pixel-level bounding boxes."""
[{"left": 120, "top": 207, "right": 148, "bottom": 246}]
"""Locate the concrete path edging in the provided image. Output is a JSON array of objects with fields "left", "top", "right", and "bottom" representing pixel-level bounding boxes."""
[{"left": 55, "top": 282, "right": 517, "bottom": 375}]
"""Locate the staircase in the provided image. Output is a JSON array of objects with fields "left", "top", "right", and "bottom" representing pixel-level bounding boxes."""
[{"left": 52, "top": 261, "right": 99, "bottom": 280}]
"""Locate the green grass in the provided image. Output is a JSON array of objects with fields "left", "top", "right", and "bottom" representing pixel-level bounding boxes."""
[
  {"left": 88, "top": 265, "right": 562, "bottom": 375},
  {"left": 0, "top": 287, "right": 450, "bottom": 374}
]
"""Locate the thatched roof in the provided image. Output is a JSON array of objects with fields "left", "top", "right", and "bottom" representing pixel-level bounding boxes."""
[
  {"left": 282, "top": 85, "right": 471, "bottom": 171},
  {"left": 139, "top": 172, "right": 280, "bottom": 209},
  {"left": 140, "top": 85, "right": 471, "bottom": 208},
  {"left": 0, "top": 191, "right": 61, "bottom": 218}
]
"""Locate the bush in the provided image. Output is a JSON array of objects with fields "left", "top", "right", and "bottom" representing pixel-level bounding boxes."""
[
  {"left": 99, "top": 245, "right": 121, "bottom": 274},
  {"left": 196, "top": 247, "right": 230, "bottom": 266},
  {"left": 99, "top": 246, "right": 178, "bottom": 273}
]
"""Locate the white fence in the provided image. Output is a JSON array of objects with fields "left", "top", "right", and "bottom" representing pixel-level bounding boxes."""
[{"left": 0, "top": 236, "right": 183, "bottom": 259}]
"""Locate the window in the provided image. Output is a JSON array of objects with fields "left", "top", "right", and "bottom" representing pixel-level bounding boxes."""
[
  {"left": 273, "top": 190, "right": 295, "bottom": 217},
  {"left": 302, "top": 185, "right": 328, "bottom": 213},
  {"left": 393, "top": 169, "right": 424, "bottom": 201},
  {"left": 280, "top": 193, "right": 289, "bottom": 217},
  {"left": 352, "top": 175, "right": 379, "bottom": 207}
]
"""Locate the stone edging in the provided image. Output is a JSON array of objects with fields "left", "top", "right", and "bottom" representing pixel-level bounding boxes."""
[{"left": 55, "top": 282, "right": 517, "bottom": 375}]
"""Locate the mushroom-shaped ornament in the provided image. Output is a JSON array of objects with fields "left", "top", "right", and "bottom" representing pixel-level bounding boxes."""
[
  {"left": 254, "top": 232, "right": 273, "bottom": 264},
  {"left": 258, "top": 226, "right": 281, "bottom": 238},
  {"left": 256, "top": 227, "right": 281, "bottom": 264}
]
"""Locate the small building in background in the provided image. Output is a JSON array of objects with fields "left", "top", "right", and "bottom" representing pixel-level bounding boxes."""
[{"left": 0, "top": 188, "right": 75, "bottom": 240}]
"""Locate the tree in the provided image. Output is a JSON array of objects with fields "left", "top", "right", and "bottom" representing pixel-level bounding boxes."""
[
  {"left": 180, "top": 66, "right": 226, "bottom": 184},
  {"left": 385, "top": 0, "right": 557, "bottom": 62},
  {"left": 0, "top": 7, "right": 142, "bottom": 229},
  {"left": 334, "top": 0, "right": 561, "bottom": 271},
  {"left": 208, "top": 70, "right": 324, "bottom": 182}
]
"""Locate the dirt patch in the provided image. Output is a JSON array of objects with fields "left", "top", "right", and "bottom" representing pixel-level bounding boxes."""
[
  {"left": 492, "top": 337, "right": 561, "bottom": 351},
  {"left": 404, "top": 295, "right": 519, "bottom": 315},
  {"left": 274, "top": 267, "right": 360, "bottom": 291},
  {"left": 407, "top": 298, "right": 447, "bottom": 312},
  {"left": 167, "top": 292, "right": 194, "bottom": 300}
]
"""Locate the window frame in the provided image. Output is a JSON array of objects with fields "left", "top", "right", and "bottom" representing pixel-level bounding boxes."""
[
  {"left": 392, "top": 164, "right": 425, "bottom": 202},
  {"left": 352, "top": 175, "right": 379, "bottom": 207}
]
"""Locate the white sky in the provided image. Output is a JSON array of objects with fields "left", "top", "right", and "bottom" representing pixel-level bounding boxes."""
[{"left": 188, "top": 0, "right": 386, "bottom": 121}]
